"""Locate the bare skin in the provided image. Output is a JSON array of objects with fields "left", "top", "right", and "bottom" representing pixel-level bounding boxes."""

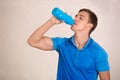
[{"left": 28, "top": 16, "right": 62, "bottom": 50}]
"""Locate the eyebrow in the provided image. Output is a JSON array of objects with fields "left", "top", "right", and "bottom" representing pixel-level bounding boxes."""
[
  {"left": 79, "top": 14, "right": 85, "bottom": 18},
  {"left": 76, "top": 14, "right": 85, "bottom": 18}
]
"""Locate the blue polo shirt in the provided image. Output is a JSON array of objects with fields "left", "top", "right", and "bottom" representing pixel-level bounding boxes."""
[{"left": 52, "top": 36, "right": 110, "bottom": 80}]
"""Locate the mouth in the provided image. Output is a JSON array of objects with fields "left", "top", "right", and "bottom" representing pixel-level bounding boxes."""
[
  {"left": 71, "top": 23, "right": 76, "bottom": 27},
  {"left": 73, "top": 22, "right": 77, "bottom": 25}
]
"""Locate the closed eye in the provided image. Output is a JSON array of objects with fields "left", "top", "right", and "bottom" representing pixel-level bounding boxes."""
[
  {"left": 80, "top": 16, "right": 83, "bottom": 20},
  {"left": 75, "top": 15, "right": 84, "bottom": 20},
  {"left": 75, "top": 15, "right": 78, "bottom": 17}
]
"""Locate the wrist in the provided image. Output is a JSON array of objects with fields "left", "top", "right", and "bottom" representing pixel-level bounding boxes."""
[
  {"left": 45, "top": 19, "right": 56, "bottom": 28},
  {"left": 48, "top": 18, "right": 57, "bottom": 25},
  {"left": 49, "top": 16, "right": 62, "bottom": 25}
]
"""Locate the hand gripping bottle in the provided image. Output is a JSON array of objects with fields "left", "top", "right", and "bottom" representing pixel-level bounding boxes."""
[{"left": 52, "top": 7, "right": 74, "bottom": 25}]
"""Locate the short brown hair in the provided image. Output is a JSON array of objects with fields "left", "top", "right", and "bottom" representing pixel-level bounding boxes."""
[{"left": 79, "top": 9, "right": 98, "bottom": 35}]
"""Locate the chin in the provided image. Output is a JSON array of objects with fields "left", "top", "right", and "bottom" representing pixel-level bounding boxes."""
[
  {"left": 71, "top": 26, "right": 77, "bottom": 32},
  {"left": 71, "top": 26, "right": 84, "bottom": 33}
]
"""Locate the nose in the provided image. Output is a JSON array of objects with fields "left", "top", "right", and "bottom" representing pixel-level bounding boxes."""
[
  {"left": 74, "top": 15, "right": 79, "bottom": 22},
  {"left": 74, "top": 17, "right": 79, "bottom": 23},
  {"left": 74, "top": 18, "right": 77, "bottom": 22}
]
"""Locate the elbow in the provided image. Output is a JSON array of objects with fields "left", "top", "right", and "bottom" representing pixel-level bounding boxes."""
[
  {"left": 27, "top": 39, "right": 31, "bottom": 46},
  {"left": 27, "top": 38, "right": 36, "bottom": 47}
]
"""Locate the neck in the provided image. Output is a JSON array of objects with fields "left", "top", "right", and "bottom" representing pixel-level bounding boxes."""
[{"left": 74, "top": 32, "right": 89, "bottom": 50}]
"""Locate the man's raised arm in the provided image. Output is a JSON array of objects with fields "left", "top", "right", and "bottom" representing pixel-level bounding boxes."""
[{"left": 27, "top": 16, "right": 62, "bottom": 50}]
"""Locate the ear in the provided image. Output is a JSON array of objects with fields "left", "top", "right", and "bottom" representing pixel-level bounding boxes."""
[{"left": 88, "top": 23, "right": 93, "bottom": 30}]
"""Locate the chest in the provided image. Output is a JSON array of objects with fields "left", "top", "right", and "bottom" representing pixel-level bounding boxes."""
[{"left": 58, "top": 43, "right": 96, "bottom": 70}]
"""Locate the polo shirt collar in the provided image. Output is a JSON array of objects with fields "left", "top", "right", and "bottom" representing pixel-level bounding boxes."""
[{"left": 69, "top": 36, "right": 92, "bottom": 50}]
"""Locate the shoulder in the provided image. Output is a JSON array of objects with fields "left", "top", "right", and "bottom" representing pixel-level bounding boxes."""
[
  {"left": 90, "top": 38, "right": 108, "bottom": 58},
  {"left": 51, "top": 37, "right": 68, "bottom": 44},
  {"left": 91, "top": 39, "right": 110, "bottom": 71},
  {"left": 51, "top": 37, "right": 69, "bottom": 50}
]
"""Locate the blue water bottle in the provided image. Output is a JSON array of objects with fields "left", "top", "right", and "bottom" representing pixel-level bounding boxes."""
[{"left": 52, "top": 7, "right": 74, "bottom": 25}]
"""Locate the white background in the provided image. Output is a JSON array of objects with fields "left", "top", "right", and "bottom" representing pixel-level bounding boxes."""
[{"left": 0, "top": 0, "right": 120, "bottom": 80}]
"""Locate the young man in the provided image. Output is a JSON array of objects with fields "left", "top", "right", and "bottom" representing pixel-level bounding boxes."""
[{"left": 28, "top": 8, "right": 110, "bottom": 80}]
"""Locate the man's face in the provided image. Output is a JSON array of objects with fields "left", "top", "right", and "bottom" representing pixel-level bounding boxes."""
[{"left": 71, "top": 11, "right": 90, "bottom": 32}]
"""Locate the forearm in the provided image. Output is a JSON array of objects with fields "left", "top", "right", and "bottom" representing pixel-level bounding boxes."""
[
  {"left": 28, "top": 18, "right": 56, "bottom": 44},
  {"left": 99, "top": 71, "right": 110, "bottom": 80}
]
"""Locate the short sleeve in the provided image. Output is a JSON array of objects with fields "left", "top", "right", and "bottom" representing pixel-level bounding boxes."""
[
  {"left": 96, "top": 49, "right": 110, "bottom": 72},
  {"left": 51, "top": 37, "right": 66, "bottom": 50}
]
